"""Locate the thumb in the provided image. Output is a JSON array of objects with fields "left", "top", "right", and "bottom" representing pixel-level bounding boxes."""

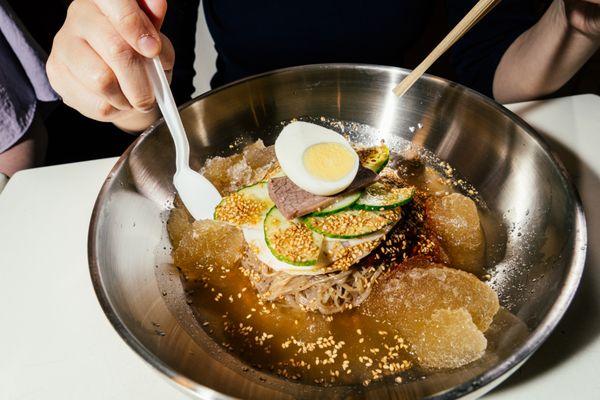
[{"left": 139, "top": 0, "right": 168, "bottom": 29}]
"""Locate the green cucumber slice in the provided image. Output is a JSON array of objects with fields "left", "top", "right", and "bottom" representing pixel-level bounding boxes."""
[
  {"left": 302, "top": 208, "right": 401, "bottom": 239},
  {"left": 214, "top": 182, "right": 274, "bottom": 228},
  {"left": 264, "top": 207, "right": 323, "bottom": 266},
  {"left": 354, "top": 182, "right": 415, "bottom": 211},
  {"left": 310, "top": 192, "right": 362, "bottom": 216},
  {"left": 358, "top": 144, "right": 390, "bottom": 173}
]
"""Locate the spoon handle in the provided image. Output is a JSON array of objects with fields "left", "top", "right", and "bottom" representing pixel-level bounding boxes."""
[{"left": 145, "top": 57, "right": 190, "bottom": 172}]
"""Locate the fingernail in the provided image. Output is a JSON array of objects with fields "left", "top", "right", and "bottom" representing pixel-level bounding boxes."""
[{"left": 138, "top": 34, "right": 159, "bottom": 57}]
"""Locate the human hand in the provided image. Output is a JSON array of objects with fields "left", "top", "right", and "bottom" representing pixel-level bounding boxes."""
[
  {"left": 561, "top": 0, "right": 600, "bottom": 37},
  {"left": 46, "top": 0, "right": 174, "bottom": 123}
]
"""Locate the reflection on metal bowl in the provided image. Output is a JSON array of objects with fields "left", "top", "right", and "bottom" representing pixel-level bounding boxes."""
[{"left": 88, "top": 64, "right": 586, "bottom": 399}]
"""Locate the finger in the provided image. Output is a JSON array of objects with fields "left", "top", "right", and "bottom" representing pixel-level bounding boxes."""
[
  {"left": 158, "top": 33, "right": 175, "bottom": 73},
  {"left": 139, "top": 0, "right": 168, "bottom": 29},
  {"left": 92, "top": 0, "right": 163, "bottom": 58},
  {"left": 54, "top": 32, "right": 132, "bottom": 111},
  {"left": 74, "top": 3, "right": 155, "bottom": 112},
  {"left": 48, "top": 57, "right": 123, "bottom": 122}
]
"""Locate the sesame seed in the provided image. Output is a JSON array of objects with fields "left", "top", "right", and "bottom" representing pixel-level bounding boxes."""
[
  {"left": 270, "top": 223, "right": 320, "bottom": 263},
  {"left": 214, "top": 192, "right": 271, "bottom": 226}
]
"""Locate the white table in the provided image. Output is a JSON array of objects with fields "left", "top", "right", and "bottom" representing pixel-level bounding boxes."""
[{"left": 1, "top": 95, "right": 598, "bottom": 400}]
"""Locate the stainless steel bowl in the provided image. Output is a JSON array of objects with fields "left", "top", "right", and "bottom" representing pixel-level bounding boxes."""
[{"left": 88, "top": 64, "right": 586, "bottom": 399}]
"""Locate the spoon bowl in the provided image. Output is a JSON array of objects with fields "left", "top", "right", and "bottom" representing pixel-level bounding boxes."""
[{"left": 173, "top": 169, "right": 221, "bottom": 220}]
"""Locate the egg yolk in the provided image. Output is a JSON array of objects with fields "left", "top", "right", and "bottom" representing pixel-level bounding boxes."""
[{"left": 302, "top": 143, "right": 355, "bottom": 181}]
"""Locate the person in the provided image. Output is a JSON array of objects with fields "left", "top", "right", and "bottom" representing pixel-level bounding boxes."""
[
  {"left": 0, "top": 0, "right": 59, "bottom": 178},
  {"left": 46, "top": 0, "right": 600, "bottom": 134}
]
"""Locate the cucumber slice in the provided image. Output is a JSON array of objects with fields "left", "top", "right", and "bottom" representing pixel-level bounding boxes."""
[
  {"left": 264, "top": 207, "right": 323, "bottom": 266},
  {"left": 311, "top": 192, "right": 361, "bottom": 216},
  {"left": 242, "top": 227, "right": 322, "bottom": 275},
  {"left": 214, "top": 182, "right": 274, "bottom": 228},
  {"left": 354, "top": 181, "right": 415, "bottom": 211},
  {"left": 358, "top": 144, "right": 390, "bottom": 173},
  {"left": 303, "top": 208, "right": 401, "bottom": 239}
]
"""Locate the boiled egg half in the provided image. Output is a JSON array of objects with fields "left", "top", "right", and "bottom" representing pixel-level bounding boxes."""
[{"left": 275, "top": 121, "right": 359, "bottom": 196}]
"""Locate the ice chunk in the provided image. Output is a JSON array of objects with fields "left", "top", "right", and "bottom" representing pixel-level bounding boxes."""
[
  {"left": 418, "top": 166, "right": 454, "bottom": 195},
  {"left": 411, "top": 308, "right": 487, "bottom": 369},
  {"left": 201, "top": 140, "right": 276, "bottom": 195},
  {"left": 167, "top": 196, "right": 194, "bottom": 247},
  {"left": 367, "top": 265, "right": 498, "bottom": 330},
  {"left": 242, "top": 140, "right": 275, "bottom": 171},
  {"left": 173, "top": 220, "right": 244, "bottom": 281},
  {"left": 361, "top": 265, "right": 499, "bottom": 369},
  {"left": 201, "top": 153, "right": 251, "bottom": 195},
  {"left": 426, "top": 193, "right": 485, "bottom": 273}
]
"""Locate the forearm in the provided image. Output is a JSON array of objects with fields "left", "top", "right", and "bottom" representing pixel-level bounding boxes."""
[
  {"left": 493, "top": 0, "right": 599, "bottom": 103},
  {"left": 0, "top": 114, "right": 47, "bottom": 177}
]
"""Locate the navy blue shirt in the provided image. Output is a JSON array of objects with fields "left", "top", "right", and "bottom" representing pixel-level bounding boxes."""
[{"left": 163, "top": 0, "right": 537, "bottom": 103}]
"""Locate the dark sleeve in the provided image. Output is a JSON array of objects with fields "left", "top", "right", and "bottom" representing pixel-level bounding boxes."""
[
  {"left": 447, "top": 0, "right": 539, "bottom": 98},
  {"left": 161, "top": 0, "right": 200, "bottom": 104}
]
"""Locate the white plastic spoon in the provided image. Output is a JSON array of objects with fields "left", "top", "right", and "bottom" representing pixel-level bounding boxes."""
[{"left": 145, "top": 57, "right": 221, "bottom": 220}]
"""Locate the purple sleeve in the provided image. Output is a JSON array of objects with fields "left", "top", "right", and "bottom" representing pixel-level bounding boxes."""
[{"left": 0, "top": 0, "right": 58, "bottom": 153}]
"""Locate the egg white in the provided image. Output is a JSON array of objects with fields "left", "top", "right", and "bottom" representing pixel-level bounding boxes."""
[{"left": 275, "top": 121, "right": 359, "bottom": 196}]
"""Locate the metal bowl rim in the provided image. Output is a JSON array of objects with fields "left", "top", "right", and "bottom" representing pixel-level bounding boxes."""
[{"left": 88, "top": 63, "right": 587, "bottom": 399}]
